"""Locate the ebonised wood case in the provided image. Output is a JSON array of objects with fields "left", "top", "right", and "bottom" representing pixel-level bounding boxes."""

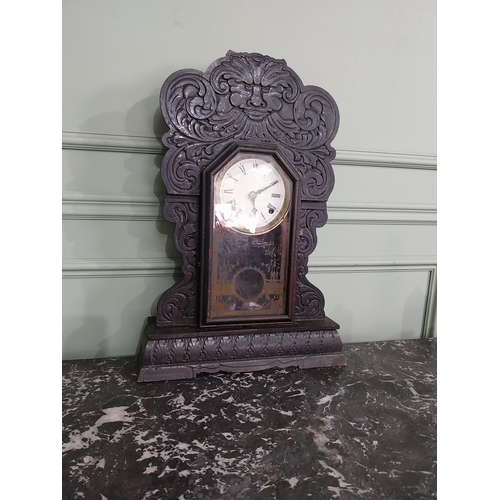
[{"left": 138, "top": 51, "right": 345, "bottom": 381}]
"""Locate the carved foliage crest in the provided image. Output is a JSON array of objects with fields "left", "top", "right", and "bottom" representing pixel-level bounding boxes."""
[{"left": 160, "top": 51, "right": 339, "bottom": 200}]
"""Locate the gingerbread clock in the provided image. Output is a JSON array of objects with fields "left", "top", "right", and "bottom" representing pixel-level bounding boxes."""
[{"left": 137, "top": 51, "right": 346, "bottom": 382}]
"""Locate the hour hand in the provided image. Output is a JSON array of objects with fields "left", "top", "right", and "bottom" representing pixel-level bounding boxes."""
[{"left": 248, "top": 191, "right": 257, "bottom": 214}]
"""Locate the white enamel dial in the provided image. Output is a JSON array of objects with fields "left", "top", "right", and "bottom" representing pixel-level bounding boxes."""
[{"left": 214, "top": 155, "right": 291, "bottom": 235}]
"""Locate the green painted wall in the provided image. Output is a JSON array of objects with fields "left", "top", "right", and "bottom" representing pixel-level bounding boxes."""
[{"left": 62, "top": 0, "right": 436, "bottom": 360}]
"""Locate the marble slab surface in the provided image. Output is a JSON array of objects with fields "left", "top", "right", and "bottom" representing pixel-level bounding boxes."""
[{"left": 62, "top": 339, "right": 436, "bottom": 499}]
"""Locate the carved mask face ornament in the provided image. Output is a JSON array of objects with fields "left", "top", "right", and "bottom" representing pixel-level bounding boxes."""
[{"left": 220, "top": 53, "right": 295, "bottom": 122}]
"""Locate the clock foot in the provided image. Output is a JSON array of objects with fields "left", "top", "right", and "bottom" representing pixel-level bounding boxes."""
[{"left": 137, "top": 317, "right": 346, "bottom": 382}]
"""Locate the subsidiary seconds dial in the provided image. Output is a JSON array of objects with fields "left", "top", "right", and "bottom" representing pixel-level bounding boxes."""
[{"left": 214, "top": 155, "right": 292, "bottom": 235}]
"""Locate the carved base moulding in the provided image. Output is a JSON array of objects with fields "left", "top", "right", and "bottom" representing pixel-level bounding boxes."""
[{"left": 137, "top": 317, "right": 345, "bottom": 382}]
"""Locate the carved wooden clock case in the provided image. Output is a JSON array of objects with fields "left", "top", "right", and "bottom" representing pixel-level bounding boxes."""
[{"left": 137, "top": 51, "right": 346, "bottom": 382}]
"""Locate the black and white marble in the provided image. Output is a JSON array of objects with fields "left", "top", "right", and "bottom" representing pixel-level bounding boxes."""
[{"left": 62, "top": 339, "right": 436, "bottom": 499}]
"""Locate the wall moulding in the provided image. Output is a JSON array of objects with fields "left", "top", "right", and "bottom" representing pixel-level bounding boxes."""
[
  {"left": 62, "top": 258, "right": 178, "bottom": 279},
  {"left": 62, "top": 193, "right": 162, "bottom": 221},
  {"left": 62, "top": 131, "right": 163, "bottom": 155},
  {"left": 62, "top": 256, "right": 436, "bottom": 278},
  {"left": 62, "top": 131, "right": 437, "bottom": 171},
  {"left": 307, "top": 256, "right": 436, "bottom": 273},
  {"left": 326, "top": 202, "right": 436, "bottom": 225},
  {"left": 62, "top": 192, "right": 437, "bottom": 225}
]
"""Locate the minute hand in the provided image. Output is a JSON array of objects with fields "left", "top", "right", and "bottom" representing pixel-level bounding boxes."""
[{"left": 255, "top": 180, "right": 279, "bottom": 195}]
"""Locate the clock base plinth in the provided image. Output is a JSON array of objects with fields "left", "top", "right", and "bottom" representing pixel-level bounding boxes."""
[{"left": 137, "top": 317, "right": 346, "bottom": 382}]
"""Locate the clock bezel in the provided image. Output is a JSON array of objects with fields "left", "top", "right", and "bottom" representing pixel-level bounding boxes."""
[
  {"left": 200, "top": 140, "right": 301, "bottom": 328},
  {"left": 214, "top": 152, "right": 292, "bottom": 236}
]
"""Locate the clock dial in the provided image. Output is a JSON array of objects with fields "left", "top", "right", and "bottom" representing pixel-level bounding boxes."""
[{"left": 214, "top": 155, "right": 291, "bottom": 235}]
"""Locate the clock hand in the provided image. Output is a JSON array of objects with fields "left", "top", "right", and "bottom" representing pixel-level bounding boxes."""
[
  {"left": 248, "top": 191, "right": 258, "bottom": 215},
  {"left": 255, "top": 179, "right": 279, "bottom": 195}
]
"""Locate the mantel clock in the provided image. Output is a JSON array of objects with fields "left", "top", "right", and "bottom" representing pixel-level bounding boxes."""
[{"left": 137, "top": 51, "right": 346, "bottom": 381}]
